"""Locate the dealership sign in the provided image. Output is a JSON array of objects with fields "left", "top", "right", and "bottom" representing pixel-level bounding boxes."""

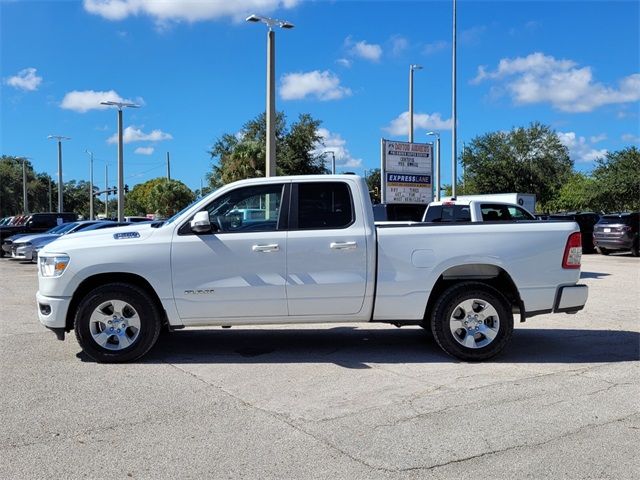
[{"left": 381, "top": 139, "right": 433, "bottom": 204}]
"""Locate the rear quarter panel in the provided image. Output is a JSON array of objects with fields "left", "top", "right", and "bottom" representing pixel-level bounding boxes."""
[{"left": 374, "top": 221, "right": 580, "bottom": 320}]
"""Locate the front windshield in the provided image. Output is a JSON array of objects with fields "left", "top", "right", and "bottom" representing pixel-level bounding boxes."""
[
  {"left": 46, "top": 223, "right": 70, "bottom": 234},
  {"left": 56, "top": 222, "right": 80, "bottom": 234}
]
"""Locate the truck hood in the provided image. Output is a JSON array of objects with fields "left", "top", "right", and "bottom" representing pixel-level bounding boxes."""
[{"left": 39, "top": 223, "right": 157, "bottom": 256}]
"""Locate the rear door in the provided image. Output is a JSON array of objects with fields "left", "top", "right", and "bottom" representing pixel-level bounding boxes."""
[{"left": 286, "top": 181, "right": 368, "bottom": 316}]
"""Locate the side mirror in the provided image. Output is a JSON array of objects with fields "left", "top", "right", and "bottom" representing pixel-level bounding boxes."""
[{"left": 190, "top": 211, "right": 212, "bottom": 234}]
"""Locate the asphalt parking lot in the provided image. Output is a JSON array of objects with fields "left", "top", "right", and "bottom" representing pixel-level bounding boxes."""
[{"left": 1, "top": 254, "right": 638, "bottom": 479}]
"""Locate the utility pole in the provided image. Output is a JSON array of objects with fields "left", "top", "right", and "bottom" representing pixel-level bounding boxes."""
[
  {"left": 48, "top": 177, "right": 52, "bottom": 212},
  {"left": 105, "top": 164, "right": 109, "bottom": 218},
  {"left": 329, "top": 151, "right": 336, "bottom": 174},
  {"left": 409, "top": 64, "right": 422, "bottom": 143},
  {"left": 22, "top": 159, "right": 28, "bottom": 214},
  {"left": 451, "top": 0, "right": 458, "bottom": 197},
  {"left": 86, "top": 150, "right": 94, "bottom": 220},
  {"left": 47, "top": 135, "right": 70, "bottom": 212},
  {"left": 166, "top": 152, "right": 171, "bottom": 181}
]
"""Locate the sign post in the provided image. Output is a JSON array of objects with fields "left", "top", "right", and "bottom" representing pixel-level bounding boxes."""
[{"left": 381, "top": 139, "right": 433, "bottom": 204}]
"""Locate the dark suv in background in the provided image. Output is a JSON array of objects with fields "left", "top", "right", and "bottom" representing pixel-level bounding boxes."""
[
  {"left": 593, "top": 212, "right": 640, "bottom": 257},
  {"left": 548, "top": 212, "right": 600, "bottom": 253}
]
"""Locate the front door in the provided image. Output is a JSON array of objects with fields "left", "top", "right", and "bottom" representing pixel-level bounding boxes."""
[{"left": 171, "top": 183, "right": 288, "bottom": 321}]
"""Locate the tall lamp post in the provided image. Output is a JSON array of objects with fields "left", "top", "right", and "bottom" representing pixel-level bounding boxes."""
[
  {"left": 21, "top": 157, "right": 29, "bottom": 214},
  {"left": 47, "top": 135, "right": 71, "bottom": 213},
  {"left": 100, "top": 100, "right": 140, "bottom": 221},
  {"left": 409, "top": 64, "right": 423, "bottom": 143},
  {"left": 246, "top": 14, "right": 294, "bottom": 177},
  {"left": 85, "top": 150, "right": 94, "bottom": 220},
  {"left": 426, "top": 131, "right": 441, "bottom": 201},
  {"left": 451, "top": 0, "right": 458, "bottom": 197}
]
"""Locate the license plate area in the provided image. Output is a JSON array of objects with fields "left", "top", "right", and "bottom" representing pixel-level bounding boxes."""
[{"left": 603, "top": 228, "right": 611, "bottom": 233}]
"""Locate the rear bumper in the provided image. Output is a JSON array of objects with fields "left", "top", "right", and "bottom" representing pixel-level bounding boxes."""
[
  {"left": 554, "top": 284, "right": 588, "bottom": 313},
  {"left": 593, "top": 238, "right": 634, "bottom": 250}
]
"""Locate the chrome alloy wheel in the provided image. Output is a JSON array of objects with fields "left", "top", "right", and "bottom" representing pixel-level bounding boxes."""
[
  {"left": 449, "top": 298, "right": 500, "bottom": 349},
  {"left": 89, "top": 300, "right": 141, "bottom": 350}
]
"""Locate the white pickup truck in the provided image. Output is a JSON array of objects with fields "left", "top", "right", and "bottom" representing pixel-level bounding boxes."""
[
  {"left": 36, "top": 175, "right": 588, "bottom": 363},
  {"left": 423, "top": 199, "right": 536, "bottom": 223}
]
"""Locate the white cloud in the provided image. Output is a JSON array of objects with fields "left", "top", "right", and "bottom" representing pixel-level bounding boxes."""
[
  {"left": 345, "top": 36, "right": 382, "bottom": 62},
  {"left": 336, "top": 58, "right": 352, "bottom": 68},
  {"left": 107, "top": 125, "right": 172, "bottom": 144},
  {"left": 83, "top": 0, "right": 299, "bottom": 23},
  {"left": 472, "top": 52, "right": 640, "bottom": 112},
  {"left": 280, "top": 70, "right": 351, "bottom": 101},
  {"left": 134, "top": 146, "right": 155, "bottom": 155},
  {"left": 460, "top": 25, "right": 486, "bottom": 45},
  {"left": 621, "top": 133, "right": 640, "bottom": 143},
  {"left": 390, "top": 35, "right": 409, "bottom": 56},
  {"left": 314, "top": 128, "right": 362, "bottom": 169},
  {"left": 383, "top": 111, "right": 452, "bottom": 136},
  {"left": 60, "top": 90, "right": 143, "bottom": 113},
  {"left": 589, "top": 133, "right": 607, "bottom": 144},
  {"left": 5, "top": 67, "right": 42, "bottom": 91},
  {"left": 423, "top": 40, "right": 448, "bottom": 56},
  {"left": 558, "top": 132, "right": 607, "bottom": 163}
]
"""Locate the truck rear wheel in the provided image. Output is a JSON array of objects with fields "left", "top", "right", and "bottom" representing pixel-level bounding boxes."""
[
  {"left": 430, "top": 282, "right": 513, "bottom": 361},
  {"left": 74, "top": 283, "right": 162, "bottom": 363}
]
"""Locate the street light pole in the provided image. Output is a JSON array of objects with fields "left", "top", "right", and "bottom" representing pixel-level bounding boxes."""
[
  {"left": 451, "top": 0, "right": 458, "bottom": 197},
  {"left": 427, "top": 131, "right": 441, "bottom": 201},
  {"left": 246, "top": 14, "right": 294, "bottom": 177},
  {"left": 329, "top": 151, "right": 336, "bottom": 174},
  {"left": 86, "top": 150, "right": 94, "bottom": 220},
  {"left": 105, "top": 164, "right": 109, "bottom": 218},
  {"left": 409, "top": 64, "right": 422, "bottom": 143},
  {"left": 100, "top": 100, "right": 140, "bottom": 221},
  {"left": 47, "top": 135, "right": 70, "bottom": 213},
  {"left": 22, "top": 158, "right": 28, "bottom": 214}
]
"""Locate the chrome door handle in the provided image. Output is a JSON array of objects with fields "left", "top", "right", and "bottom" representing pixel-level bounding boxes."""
[
  {"left": 330, "top": 241, "right": 357, "bottom": 250},
  {"left": 252, "top": 244, "right": 279, "bottom": 253}
]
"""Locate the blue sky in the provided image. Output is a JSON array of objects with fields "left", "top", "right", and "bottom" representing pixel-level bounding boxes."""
[{"left": 1, "top": 0, "right": 639, "bottom": 192}]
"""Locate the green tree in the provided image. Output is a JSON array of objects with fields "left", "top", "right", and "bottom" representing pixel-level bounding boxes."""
[
  {"left": 125, "top": 178, "right": 168, "bottom": 216},
  {"left": 0, "top": 156, "right": 62, "bottom": 216},
  {"left": 590, "top": 147, "right": 640, "bottom": 212},
  {"left": 147, "top": 179, "right": 195, "bottom": 218},
  {"left": 208, "top": 112, "right": 327, "bottom": 187},
  {"left": 366, "top": 169, "right": 381, "bottom": 203},
  {"left": 460, "top": 123, "right": 573, "bottom": 210},
  {"left": 546, "top": 172, "right": 597, "bottom": 212}
]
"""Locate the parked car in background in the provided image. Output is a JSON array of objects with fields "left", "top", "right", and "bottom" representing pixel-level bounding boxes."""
[
  {"left": 0, "top": 212, "right": 76, "bottom": 257},
  {"left": 422, "top": 199, "right": 536, "bottom": 223},
  {"left": 593, "top": 212, "right": 640, "bottom": 256},
  {"left": 10, "top": 221, "right": 124, "bottom": 262},
  {"left": 548, "top": 212, "right": 600, "bottom": 254},
  {"left": 124, "top": 216, "right": 152, "bottom": 223},
  {"left": 2, "top": 223, "right": 72, "bottom": 257}
]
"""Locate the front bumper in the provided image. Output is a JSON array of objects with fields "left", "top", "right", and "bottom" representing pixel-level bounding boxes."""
[
  {"left": 36, "top": 291, "right": 71, "bottom": 329},
  {"left": 554, "top": 284, "right": 588, "bottom": 313},
  {"left": 12, "top": 245, "right": 34, "bottom": 260}
]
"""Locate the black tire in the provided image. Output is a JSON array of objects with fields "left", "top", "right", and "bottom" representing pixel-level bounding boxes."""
[
  {"left": 74, "top": 283, "right": 162, "bottom": 363},
  {"left": 596, "top": 247, "right": 609, "bottom": 255},
  {"left": 631, "top": 240, "right": 639, "bottom": 257},
  {"left": 430, "top": 282, "right": 513, "bottom": 361}
]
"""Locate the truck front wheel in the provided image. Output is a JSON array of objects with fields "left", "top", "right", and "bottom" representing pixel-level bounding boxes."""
[
  {"left": 74, "top": 283, "right": 162, "bottom": 363},
  {"left": 430, "top": 282, "right": 513, "bottom": 361}
]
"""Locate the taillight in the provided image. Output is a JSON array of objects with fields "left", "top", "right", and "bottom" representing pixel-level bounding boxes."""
[{"left": 563, "top": 232, "right": 582, "bottom": 269}]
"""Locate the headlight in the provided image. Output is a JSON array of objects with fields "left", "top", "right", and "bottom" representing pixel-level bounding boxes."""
[{"left": 39, "top": 255, "right": 70, "bottom": 277}]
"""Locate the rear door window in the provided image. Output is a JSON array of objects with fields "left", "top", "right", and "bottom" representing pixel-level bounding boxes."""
[
  {"left": 424, "top": 205, "right": 470, "bottom": 222},
  {"left": 296, "top": 182, "right": 353, "bottom": 230}
]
